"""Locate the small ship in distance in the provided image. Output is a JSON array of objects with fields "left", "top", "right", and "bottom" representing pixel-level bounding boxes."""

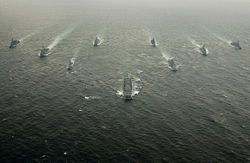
[
  {"left": 9, "top": 38, "right": 20, "bottom": 48},
  {"left": 168, "top": 58, "right": 177, "bottom": 72},
  {"left": 67, "top": 57, "right": 75, "bottom": 70},
  {"left": 151, "top": 38, "right": 156, "bottom": 47},
  {"left": 39, "top": 47, "right": 50, "bottom": 57},
  {"left": 200, "top": 45, "right": 208, "bottom": 56},
  {"left": 230, "top": 41, "right": 242, "bottom": 50},
  {"left": 94, "top": 37, "right": 101, "bottom": 47}
]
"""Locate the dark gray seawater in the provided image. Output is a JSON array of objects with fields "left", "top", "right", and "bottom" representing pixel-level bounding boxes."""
[{"left": 0, "top": 0, "right": 250, "bottom": 162}]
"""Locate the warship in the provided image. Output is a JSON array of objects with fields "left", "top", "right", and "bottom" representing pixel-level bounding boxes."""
[
  {"left": 94, "top": 37, "right": 101, "bottom": 47},
  {"left": 9, "top": 38, "right": 20, "bottom": 48},
  {"left": 67, "top": 58, "right": 75, "bottom": 70},
  {"left": 151, "top": 38, "right": 156, "bottom": 47},
  {"left": 230, "top": 41, "right": 242, "bottom": 50},
  {"left": 200, "top": 45, "right": 208, "bottom": 56},
  {"left": 39, "top": 47, "right": 50, "bottom": 57},
  {"left": 123, "top": 76, "right": 133, "bottom": 100},
  {"left": 168, "top": 58, "right": 177, "bottom": 72}
]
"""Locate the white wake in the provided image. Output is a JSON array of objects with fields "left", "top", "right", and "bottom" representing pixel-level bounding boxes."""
[{"left": 48, "top": 27, "right": 76, "bottom": 49}]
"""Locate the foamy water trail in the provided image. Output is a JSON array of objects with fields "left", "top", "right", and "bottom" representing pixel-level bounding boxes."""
[
  {"left": 213, "top": 34, "right": 231, "bottom": 44},
  {"left": 161, "top": 49, "right": 171, "bottom": 61},
  {"left": 68, "top": 52, "right": 78, "bottom": 69},
  {"left": 73, "top": 48, "right": 81, "bottom": 57},
  {"left": 70, "top": 48, "right": 81, "bottom": 63},
  {"left": 48, "top": 27, "right": 75, "bottom": 49},
  {"left": 99, "top": 38, "right": 105, "bottom": 46},
  {"left": 84, "top": 96, "right": 102, "bottom": 100},
  {"left": 19, "top": 35, "right": 30, "bottom": 42},
  {"left": 188, "top": 38, "right": 202, "bottom": 48},
  {"left": 19, "top": 33, "right": 36, "bottom": 42},
  {"left": 205, "top": 49, "right": 209, "bottom": 54}
]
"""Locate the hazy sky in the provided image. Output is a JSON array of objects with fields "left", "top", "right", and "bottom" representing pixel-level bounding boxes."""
[
  {"left": 1, "top": 0, "right": 250, "bottom": 9},
  {"left": 1, "top": 0, "right": 250, "bottom": 20}
]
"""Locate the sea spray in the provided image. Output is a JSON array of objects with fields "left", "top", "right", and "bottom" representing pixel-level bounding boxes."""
[{"left": 132, "top": 77, "right": 143, "bottom": 97}]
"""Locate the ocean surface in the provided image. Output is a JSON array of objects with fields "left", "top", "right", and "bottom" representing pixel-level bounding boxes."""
[{"left": 0, "top": 0, "right": 250, "bottom": 162}]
